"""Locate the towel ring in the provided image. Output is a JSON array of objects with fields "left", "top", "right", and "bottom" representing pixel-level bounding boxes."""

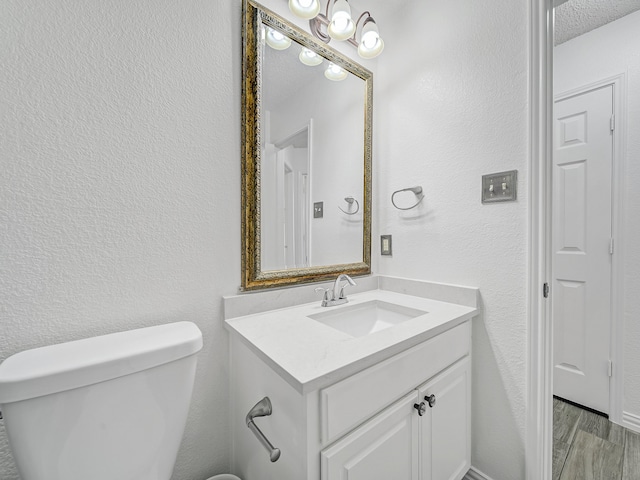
[
  {"left": 338, "top": 196, "right": 360, "bottom": 215},
  {"left": 391, "top": 186, "right": 425, "bottom": 210}
]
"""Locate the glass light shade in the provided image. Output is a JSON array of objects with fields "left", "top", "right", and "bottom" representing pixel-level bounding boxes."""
[
  {"left": 265, "top": 27, "right": 292, "bottom": 50},
  {"left": 289, "top": 0, "right": 321, "bottom": 20},
  {"left": 328, "top": 0, "right": 356, "bottom": 41},
  {"left": 324, "top": 63, "right": 348, "bottom": 81},
  {"left": 299, "top": 48, "right": 323, "bottom": 66},
  {"left": 357, "top": 19, "right": 384, "bottom": 59}
]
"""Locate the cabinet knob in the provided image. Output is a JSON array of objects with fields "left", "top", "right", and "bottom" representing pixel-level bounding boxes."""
[
  {"left": 424, "top": 394, "right": 436, "bottom": 408},
  {"left": 413, "top": 402, "right": 426, "bottom": 416}
]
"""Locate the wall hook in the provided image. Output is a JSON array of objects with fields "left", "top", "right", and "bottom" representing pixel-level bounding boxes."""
[
  {"left": 338, "top": 196, "right": 360, "bottom": 215},
  {"left": 391, "top": 186, "right": 424, "bottom": 210}
]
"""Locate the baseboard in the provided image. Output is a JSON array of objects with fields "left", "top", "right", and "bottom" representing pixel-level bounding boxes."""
[
  {"left": 465, "top": 466, "right": 495, "bottom": 480},
  {"left": 622, "top": 411, "right": 640, "bottom": 434}
]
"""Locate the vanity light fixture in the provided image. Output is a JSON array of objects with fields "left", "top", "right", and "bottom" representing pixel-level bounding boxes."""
[
  {"left": 265, "top": 27, "right": 292, "bottom": 50},
  {"left": 288, "top": 0, "right": 384, "bottom": 59},
  {"left": 324, "top": 63, "right": 348, "bottom": 81},
  {"left": 299, "top": 47, "right": 323, "bottom": 66}
]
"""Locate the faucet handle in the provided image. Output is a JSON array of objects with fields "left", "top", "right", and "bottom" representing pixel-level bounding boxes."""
[
  {"left": 338, "top": 276, "right": 356, "bottom": 299},
  {"left": 315, "top": 287, "right": 331, "bottom": 304},
  {"left": 338, "top": 285, "right": 350, "bottom": 299}
]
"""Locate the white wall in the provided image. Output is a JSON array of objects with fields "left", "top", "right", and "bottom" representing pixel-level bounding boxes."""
[
  {"left": 554, "top": 10, "right": 640, "bottom": 423},
  {"left": 375, "top": 0, "right": 529, "bottom": 478},
  {"left": 0, "top": 1, "right": 242, "bottom": 478}
]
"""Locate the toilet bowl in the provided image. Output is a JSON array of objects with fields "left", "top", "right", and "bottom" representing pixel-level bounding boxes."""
[{"left": 0, "top": 321, "right": 203, "bottom": 480}]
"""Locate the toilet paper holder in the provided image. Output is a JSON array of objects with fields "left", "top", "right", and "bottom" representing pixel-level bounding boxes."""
[{"left": 246, "top": 397, "right": 281, "bottom": 462}]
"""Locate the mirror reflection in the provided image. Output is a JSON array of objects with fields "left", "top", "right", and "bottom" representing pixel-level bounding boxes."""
[{"left": 260, "top": 22, "right": 365, "bottom": 271}]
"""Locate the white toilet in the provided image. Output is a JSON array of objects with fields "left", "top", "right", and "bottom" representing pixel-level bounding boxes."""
[{"left": 0, "top": 321, "right": 203, "bottom": 480}]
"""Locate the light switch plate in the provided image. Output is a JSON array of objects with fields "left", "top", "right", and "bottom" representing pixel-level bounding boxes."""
[
  {"left": 381, "top": 235, "right": 392, "bottom": 255},
  {"left": 314, "top": 202, "right": 324, "bottom": 218},
  {"left": 482, "top": 170, "right": 517, "bottom": 203}
]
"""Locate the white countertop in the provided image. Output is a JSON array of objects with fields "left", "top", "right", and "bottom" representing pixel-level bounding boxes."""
[{"left": 225, "top": 287, "right": 478, "bottom": 394}]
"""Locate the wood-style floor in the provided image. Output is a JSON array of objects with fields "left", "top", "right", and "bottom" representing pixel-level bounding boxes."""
[{"left": 553, "top": 398, "right": 640, "bottom": 480}]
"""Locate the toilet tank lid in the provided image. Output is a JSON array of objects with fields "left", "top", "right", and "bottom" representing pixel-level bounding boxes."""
[{"left": 0, "top": 322, "right": 203, "bottom": 404}]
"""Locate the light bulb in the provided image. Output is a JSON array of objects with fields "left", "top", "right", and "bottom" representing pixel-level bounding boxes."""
[
  {"left": 299, "top": 47, "right": 323, "bottom": 66},
  {"left": 324, "top": 63, "right": 347, "bottom": 81},
  {"left": 265, "top": 27, "right": 292, "bottom": 50},
  {"left": 328, "top": 0, "right": 355, "bottom": 41},
  {"left": 289, "top": 0, "right": 320, "bottom": 20},
  {"left": 333, "top": 16, "right": 349, "bottom": 32},
  {"left": 362, "top": 31, "right": 378, "bottom": 49},
  {"left": 357, "top": 18, "right": 384, "bottom": 59}
]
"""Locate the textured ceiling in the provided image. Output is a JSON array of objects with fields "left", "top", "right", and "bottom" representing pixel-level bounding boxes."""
[{"left": 555, "top": 0, "right": 640, "bottom": 45}]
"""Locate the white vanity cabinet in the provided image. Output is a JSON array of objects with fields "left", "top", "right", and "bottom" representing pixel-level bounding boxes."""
[
  {"left": 321, "top": 357, "right": 470, "bottom": 480},
  {"left": 229, "top": 319, "right": 472, "bottom": 480},
  {"left": 321, "top": 390, "right": 421, "bottom": 480},
  {"left": 419, "top": 358, "right": 471, "bottom": 480}
]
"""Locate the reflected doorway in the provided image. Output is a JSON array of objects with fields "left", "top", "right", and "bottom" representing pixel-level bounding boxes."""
[{"left": 261, "top": 123, "right": 311, "bottom": 271}]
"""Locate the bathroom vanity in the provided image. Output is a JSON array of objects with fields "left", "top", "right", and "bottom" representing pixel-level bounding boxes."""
[{"left": 224, "top": 276, "right": 478, "bottom": 480}]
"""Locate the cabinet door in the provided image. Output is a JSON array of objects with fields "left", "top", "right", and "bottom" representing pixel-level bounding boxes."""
[
  {"left": 419, "top": 357, "right": 471, "bottom": 480},
  {"left": 321, "top": 391, "right": 421, "bottom": 480}
]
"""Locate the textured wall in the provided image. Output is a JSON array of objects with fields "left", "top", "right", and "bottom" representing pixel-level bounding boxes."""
[
  {"left": 555, "top": 10, "right": 640, "bottom": 422},
  {"left": 375, "top": 0, "right": 529, "bottom": 478},
  {"left": 1, "top": 0, "right": 538, "bottom": 479},
  {"left": 0, "top": 0, "right": 242, "bottom": 478}
]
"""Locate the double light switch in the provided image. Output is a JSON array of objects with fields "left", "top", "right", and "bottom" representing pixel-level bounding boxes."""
[{"left": 482, "top": 170, "right": 517, "bottom": 203}]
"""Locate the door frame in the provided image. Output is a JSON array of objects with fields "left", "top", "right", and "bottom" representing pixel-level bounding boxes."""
[
  {"left": 527, "top": 3, "right": 554, "bottom": 478},
  {"left": 554, "top": 75, "right": 626, "bottom": 423},
  {"left": 527, "top": 3, "right": 628, "bottom": 479}
]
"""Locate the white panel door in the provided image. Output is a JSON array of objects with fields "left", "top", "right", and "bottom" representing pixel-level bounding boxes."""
[
  {"left": 553, "top": 85, "right": 613, "bottom": 413},
  {"left": 321, "top": 391, "right": 420, "bottom": 480},
  {"left": 418, "top": 358, "right": 470, "bottom": 480},
  {"left": 276, "top": 146, "right": 295, "bottom": 269},
  {"left": 261, "top": 144, "right": 278, "bottom": 271}
]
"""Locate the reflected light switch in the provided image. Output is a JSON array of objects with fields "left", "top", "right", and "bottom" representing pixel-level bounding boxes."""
[{"left": 381, "top": 235, "right": 392, "bottom": 256}]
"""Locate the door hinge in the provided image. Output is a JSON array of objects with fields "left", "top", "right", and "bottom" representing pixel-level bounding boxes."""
[
  {"left": 609, "top": 238, "right": 614, "bottom": 255},
  {"left": 610, "top": 114, "right": 615, "bottom": 132},
  {"left": 543, "top": 283, "right": 550, "bottom": 298},
  {"left": 608, "top": 360, "right": 613, "bottom": 377}
]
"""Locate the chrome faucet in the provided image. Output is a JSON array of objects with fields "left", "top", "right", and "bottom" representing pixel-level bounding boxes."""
[{"left": 315, "top": 274, "right": 357, "bottom": 307}]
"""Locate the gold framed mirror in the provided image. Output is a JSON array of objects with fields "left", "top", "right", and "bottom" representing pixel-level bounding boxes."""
[{"left": 241, "top": 0, "right": 372, "bottom": 291}]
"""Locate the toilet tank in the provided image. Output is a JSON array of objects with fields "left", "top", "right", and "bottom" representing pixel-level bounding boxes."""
[{"left": 0, "top": 321, "right": 203, "bottom": 480}]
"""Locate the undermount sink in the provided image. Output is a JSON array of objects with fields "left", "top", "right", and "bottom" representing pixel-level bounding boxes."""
[{"left": 308, "top": 300, "right": 428, "bottom": 338}]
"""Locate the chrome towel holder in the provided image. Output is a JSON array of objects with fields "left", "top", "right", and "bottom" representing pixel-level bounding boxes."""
[
  {"left": 246, "top": 397, "right": 281, "bottom": 462},
  {"left": 338, "top": 196, "right": 360, "bottom": 215},
  {"left": 391, "top": 186, "right": 424, "bottom": 210}
]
